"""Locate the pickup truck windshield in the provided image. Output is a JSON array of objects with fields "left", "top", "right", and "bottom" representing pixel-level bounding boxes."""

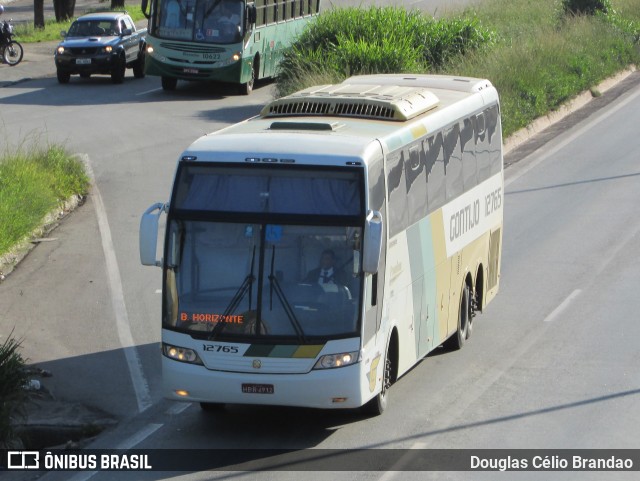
[
  {"left": 67, "top": 20, "right": 119, "bottom": 37},
  {"left": 153, "top": 0, "right": 244, "bottom": 43}
]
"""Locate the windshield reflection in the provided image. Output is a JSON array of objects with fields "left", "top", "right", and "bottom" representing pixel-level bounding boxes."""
[{"left": 164, "top": 221, "right": 362, "bottom": 340}]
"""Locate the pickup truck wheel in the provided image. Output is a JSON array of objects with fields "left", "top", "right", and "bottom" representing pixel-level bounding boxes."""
[
  {"left": 57, "top": 69, "right": 70, "bottom": 84},
  {"left": 133, "top": 53, "right": 145, "bottom": 79},
  {"left": 111, "top": 56, "right": 126, "bottom": 84},
  {"left": 161, "top": 76, "right": 177, "bottom": 91}
]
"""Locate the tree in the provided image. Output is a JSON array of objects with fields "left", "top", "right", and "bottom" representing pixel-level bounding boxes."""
[
  {"left": 53, "top": 0, "right": 77, "bottom": 22},
  {"left": 34, "top": 0, "right": 45, "bottom": 29}
]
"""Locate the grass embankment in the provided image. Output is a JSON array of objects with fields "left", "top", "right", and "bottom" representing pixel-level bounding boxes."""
[
  {"left": 12, "top": 4, "right": 146, "bottom": 43},
  {"left": 277, "top": 0, "right": 640, "bottom": 137},
  {"left": 0, "top": 143, "right": 89, "bottom": 258}
]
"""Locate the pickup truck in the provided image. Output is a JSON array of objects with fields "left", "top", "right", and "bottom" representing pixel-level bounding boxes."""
[{"left": 55, "top": 12, "right": 147, "bottom": 84}]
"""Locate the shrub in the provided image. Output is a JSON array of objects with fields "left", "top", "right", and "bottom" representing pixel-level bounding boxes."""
[
  {"left": 276, "top": 7, "right": 495, "bottom": 96},
  {"left": 562, "top": 0, "right": 612, "bottom": 15},
  {"left": 0, "top": 333, "right": 29, "bottom": 448}
]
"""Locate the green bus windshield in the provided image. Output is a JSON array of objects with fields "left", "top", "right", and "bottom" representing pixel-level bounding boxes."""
[{"left": 153, "top": 0, "right": 244, "bottom": 43}]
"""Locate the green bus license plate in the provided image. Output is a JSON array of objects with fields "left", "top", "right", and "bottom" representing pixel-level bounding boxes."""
[{"left": 242, "top": 384, "right": 274, "bottom": 394}]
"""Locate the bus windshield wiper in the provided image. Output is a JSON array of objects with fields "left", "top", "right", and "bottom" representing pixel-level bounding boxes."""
[
  {"left": 209, "top": 245, "right": 255, "bottom": 340},
  {"left": 268, "top": 246, "right": 305, "bottom": 343}
]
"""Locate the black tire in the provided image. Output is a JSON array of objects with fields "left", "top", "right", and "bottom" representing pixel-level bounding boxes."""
[
  {"left": 238, "top": 58, "right": 256, "bottom": 95},
  {"left": 3, "top": 41, "right": 23, "bottom": 66},
  {"left": 111, "top": 55, "right": 126, "bottom": 84},
  {"left": 56, "top": 69, "right": 71, "bottom": 84},
  {"left": 444, "top": 284, "right": 470, "bottom": 350},
  {"left": 133, "top": 53, "right": 145, "bottom": 79},
  {"left": 161, "top": 75, "right": 177, "bottom": 91},
  {"left": 199, "top": 402, "right": 225, "bottom": 412},
  {"left": 362, "top": 343, "right": 393, "bottom": 416}
]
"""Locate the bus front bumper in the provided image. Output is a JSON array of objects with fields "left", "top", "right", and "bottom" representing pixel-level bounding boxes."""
[
  {"left": 144, "top": 53, "right": 243, "bottom": 83},
  {"left": 162, "top": 357, "right": 368, "bottom": 409}
]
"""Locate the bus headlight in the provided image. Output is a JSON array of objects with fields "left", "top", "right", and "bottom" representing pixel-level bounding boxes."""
[
  {"left": 313, "top": 351, "right": 359, "bottom": 369},
  {"left": 220, "top": 52, "right": 242, "bottom": 66},
  {"left": 162, "top": 343, "right": 203, "bottom": 365},
  {"left": 146, "top": 45, "right": 154, "bottom": 54}
]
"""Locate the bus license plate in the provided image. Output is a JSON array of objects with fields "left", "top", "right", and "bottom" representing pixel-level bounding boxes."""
[
  {"left": 183, "top": 67, "right": 199, "bottom": 74},
  {"left": 76, "top": 58, "right": 91, "bottom": 64},
  {"left": 242, "top": 383, "right": 274, "bottom": 394}
]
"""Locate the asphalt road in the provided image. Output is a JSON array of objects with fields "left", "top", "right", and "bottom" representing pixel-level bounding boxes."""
[{"left": 1, "top": 4, "right": 639, "bottom": 480}]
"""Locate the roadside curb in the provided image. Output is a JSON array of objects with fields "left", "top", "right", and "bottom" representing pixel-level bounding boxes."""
[
  {"left": 0, "top": 194, "right": 85, "bottom": 282},
  {"left": 504, "top": 65, "right": 638, "bottom": 155}
]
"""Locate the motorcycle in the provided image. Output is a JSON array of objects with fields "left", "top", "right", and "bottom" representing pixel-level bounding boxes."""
[{"left": 1, "top": 19, "right": 23, "bottom": 66}]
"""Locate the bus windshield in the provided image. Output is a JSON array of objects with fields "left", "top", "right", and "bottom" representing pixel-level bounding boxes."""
[
  {"left": 154, "top": 0, "right": 244, "bottom": 43},
  {"left": 163, "top": 163, "right": 364, "bottom": 341},
  {"left": 163, "top": 221, "right": 363, "bottom": 340}
]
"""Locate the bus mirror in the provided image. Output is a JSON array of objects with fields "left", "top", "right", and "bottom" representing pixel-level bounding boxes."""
[
  {"left": 141, "top": 0, "right": 150, "bottom": 19},
  {"left": 140, "top": 203, "right": 166, "bottom": 267},
  {"left": 363, "top": 210, "right": 383, "bottom": 274}
]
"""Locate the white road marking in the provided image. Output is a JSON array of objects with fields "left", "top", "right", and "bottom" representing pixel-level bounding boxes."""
[
  {"left": 155, "top": 289, "right": 162, "bottom": 294},
  {"left": 137, "top": 87, "right": 162, "bottom": 96},
  {"left": 68, "top": 424, "right": 164, "bottom": 481},
  {"left": 166, "top": 402, "right": 192, "bottom": 415},
  {"left": 543, "top": 289, "right": 582, "bottom": 323},
  {"left": 117, "top": 423, "right": 164, "bottom": 449},
  {"left": 82, "top": 154, "right": 152, "bottom": 413}
]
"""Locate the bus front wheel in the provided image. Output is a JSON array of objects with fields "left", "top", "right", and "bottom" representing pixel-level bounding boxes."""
[
  {"left": 200, "top": 402, "right": 225, "bottom": 412},
  {"left": 162, "top": 76, "right": 178, "bottom": 91},
  {"left": 362, "top": 342, "right": 393, "bottom": 415},
  {"left": 238, "top": 58, "right": 257, "bottom": 95}
]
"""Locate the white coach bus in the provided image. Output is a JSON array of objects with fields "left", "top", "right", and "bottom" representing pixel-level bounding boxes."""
[{"left": 140, "top": 74, "right": 503, "bottom": 414}]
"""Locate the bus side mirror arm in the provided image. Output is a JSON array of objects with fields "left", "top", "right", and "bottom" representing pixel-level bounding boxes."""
[
  {"left": 363, "top": 210, "right": 383, "bottom": 274},
  {"left": 140, "top": 202, "right": 167, "bottom": 267},
  {"left": 141, "top": 0, "right": 150, "bottom": 19}
]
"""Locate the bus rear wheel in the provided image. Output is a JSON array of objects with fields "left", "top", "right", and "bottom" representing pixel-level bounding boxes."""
[{"left": 444, "top": 284, "right": 470, "bottom": 350}]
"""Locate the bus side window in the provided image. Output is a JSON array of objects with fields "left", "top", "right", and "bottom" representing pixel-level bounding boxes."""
[
  {"left": 278, "top": 0, "right": 285, "bottom": 21},
  {"left": 475, "top": 112, "right": 491, "bottom": 182},
  {"left": 444, "top": 123, "right": 463, "bottom": 201},
  {"left": 461, "top": 117, "right": 477, "bottom": 191},
  {"left": 486, "top": 105, "right": 502, "bottom": 176},
  {"left": 426, "top": 133, "right": 446, "bottom": 212},
  {"left": 255, "top": 0, "right": 266, "bottom": 26},
  {"left": 386, "top": 151, "right": 408, "bottom": 238},
  {"left": 405, "top": 142, "right": 427, "bottom": 226}
]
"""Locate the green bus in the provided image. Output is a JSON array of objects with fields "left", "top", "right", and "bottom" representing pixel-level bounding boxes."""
[{"left": 141, "top": 0, "right": 320, "bottom": 93}]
